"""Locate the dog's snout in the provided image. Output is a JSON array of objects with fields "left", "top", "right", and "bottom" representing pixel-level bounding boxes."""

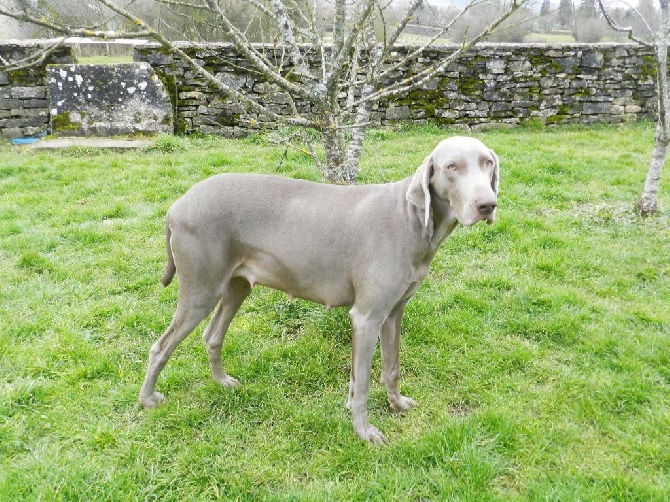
[{"left": 476, "top": 198, "right": 497, "bottom": 215}]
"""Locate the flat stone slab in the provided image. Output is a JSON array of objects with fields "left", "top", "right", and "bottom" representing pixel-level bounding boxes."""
[
  {"left": 29, "top": 137, "right": 153, "bottom": 150},
  {"left": 47, "top": 62, "right": 173, "bottom": 137}
]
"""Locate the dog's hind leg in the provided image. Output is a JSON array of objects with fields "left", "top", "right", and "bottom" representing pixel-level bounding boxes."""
[
  {"left": 202, "top": 277, "right": 251, "bottom": 388},
  {"left": 139, "top": 293, "right": 218, "bottom": 408}
]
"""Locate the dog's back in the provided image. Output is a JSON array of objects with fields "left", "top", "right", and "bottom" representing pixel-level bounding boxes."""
[{"left": 163, "top": 173, "right": 414, "bottom": 307}]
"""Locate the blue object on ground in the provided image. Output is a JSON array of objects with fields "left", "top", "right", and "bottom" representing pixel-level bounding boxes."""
[{"left": 11, "top": 137, "right": 40, "bottom": 145}]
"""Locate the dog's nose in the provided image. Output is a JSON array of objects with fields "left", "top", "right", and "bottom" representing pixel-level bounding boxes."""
[{"left": 476, "top": 199, "right": 497, "bottom": 215}]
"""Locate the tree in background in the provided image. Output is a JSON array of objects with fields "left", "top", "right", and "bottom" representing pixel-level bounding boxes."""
[
  {"left": 598, "top": 0, "right": 667, "bottom": 215},
  {"left": 575, "top": 0, "right": 609, "bottom": 42},
  {"left": 448, "top": 1, "right": 534, "bottom": 42},
  {"left": 0, "top": 0, "right": 525, "bottom": 183},
  {"left": 541, "top": 0, "right": 551, "bottom": 16},
  {"left": 558, "top": 0, "right": 575, "bottom": 30}
]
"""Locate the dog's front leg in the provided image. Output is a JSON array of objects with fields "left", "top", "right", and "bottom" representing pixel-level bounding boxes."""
[
  {"left": 348, "top": 307, "right": 386, "bottom": 445},
  {"left": 380, "top": 300, "right": 418, "bottom": 412}
]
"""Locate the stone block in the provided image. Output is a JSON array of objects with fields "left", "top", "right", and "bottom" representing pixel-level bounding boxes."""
[
  {"left": 10, "top": 108, "right": 47, "bottom": 117},
  {"left": 486, "top": 59, "right": 506, "bottom": 74},
  {"left": 21, "top": 98, "right": 48, "bottom": 108},
  {"left": 178, "top": 90, "right": 206, "bottom": 101},
  {"left": 11, "top": 86, "right": 46, "bottom": 99},
  {"left": 583, "top": 101, "right": 611, "bottom": 114},
  {"left": 0, "top": 127, "right": 23, "bottom": 139},
  {"left": 581, "top": 51, "right": 604, "bottom": 68},
  {"left": 48, "top": 62, "right": 173, "bottom": 136},
  {"left": 625, "top": 104, "right": 642, "bottom": 114},
  {"left": 0, "top": 116, "right": 47, "bottom": 127},
  {"left": 0, "top": 98, "right": 22, "bottom": 108}
]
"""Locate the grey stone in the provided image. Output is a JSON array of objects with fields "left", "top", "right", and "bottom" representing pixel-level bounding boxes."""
[
  {"left": 11, "top": 86, "right": 46, "bottom": 99},
  {"left": 0, "top": 127, "right": 23, "bottom": 139},
  {"left": 386, "top": 105, "right": 410, "bottom": 120},
  {"left": 48, "top": 62, "right": 173, "bottom": 136},
  {"left": 582, "top": 51, "right": 604, "bottom": 68},
  {"left": 583, "top": 101, "right": 612, "bottom": 114},
  {"left": 0, "top": 116, "right": 47, "bottom": 127}
]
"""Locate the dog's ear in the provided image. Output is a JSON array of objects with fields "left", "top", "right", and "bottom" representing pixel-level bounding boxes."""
[
  {"left": 488, "top": 149, "right": 500, "bottom": 225},
  {"left": 406, "top": 154, "right": 434, "bottom": 236},
  {"left": 490, "top": 149, "right": 500, "bottom": 196}
]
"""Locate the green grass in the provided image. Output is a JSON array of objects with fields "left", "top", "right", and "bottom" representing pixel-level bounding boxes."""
[{"left": 1, "top": 122, "right": 669, "bottom": 500}]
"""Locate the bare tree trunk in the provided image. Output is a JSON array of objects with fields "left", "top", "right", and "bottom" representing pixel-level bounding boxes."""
[
  {"left": 344, "top": 23, "right": 382, "bottom": 180},
  {"left": 598, "top": 0, "right": 668, "bottom": 215},
  {"left": 321, "top": 114, "right": 352, "bottom": 184},
  {"left": 639, "top": 1, "right": 670, "bottom": 215},
  {"left": 640, "top": 122, "right": 669, "bottom": 215}
]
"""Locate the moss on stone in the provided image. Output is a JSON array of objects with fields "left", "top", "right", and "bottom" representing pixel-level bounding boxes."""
[
  {"left": 52, "top": 111, "right": 83, "bottom": 132},
  {"left": 8, "top": 67, "right": 38, "bottom": 85},
  {"left": 456, "top": 77, "right": 481, "bottom": 96},
  {"left": 640, "top": 55, "right": 657, "bottom": 80}
]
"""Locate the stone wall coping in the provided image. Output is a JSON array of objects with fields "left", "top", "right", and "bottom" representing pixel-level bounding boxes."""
[{"left": 137, "top": 41, "right": 643, "bottom": 50}]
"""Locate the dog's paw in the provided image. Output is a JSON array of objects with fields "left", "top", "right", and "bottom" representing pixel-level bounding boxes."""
[
  {"left": 216, "top": 375, "right": 241, "bottom": 389},
  {"left": 140, "top": 391, "right": 165, "bottom": 409},
  {"left": 389, "top": 394, "right": 418, "bottom": 412},
  {"left": 355, "top": 422, "right": 387, "bottom": 445}
]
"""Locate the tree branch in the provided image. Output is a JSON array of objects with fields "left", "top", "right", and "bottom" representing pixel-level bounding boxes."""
[
  {"left": 0, "top": 37, "right": 66, "bottom": 71},
  {"left": 378, "top": 0, "right": 478, "bottom": 81},
  {"left": 154, "top": 0, "right": 210, "bottom": 10},
  {"left": 595, "top": 0, "right": 654, "bottom": 47},
  {"left": 327, "top": 0, "right": 377, "bottom": 105},
  {"left": 200, "top": 0, "right": 317, "bottom": 100},
  {"left": 0, "top": 4, "right": 152, "bottom": 38},
  {"left": 355, "top": 0, "right": 523, "bottom": 107},
  {"left": 269, "top": 0, "right": 310, "bottom": 75}
]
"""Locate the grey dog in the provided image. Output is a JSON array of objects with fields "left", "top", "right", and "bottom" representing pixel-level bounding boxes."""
[{"left": 140, "top": 136, "right": 499, "bottom": 444}]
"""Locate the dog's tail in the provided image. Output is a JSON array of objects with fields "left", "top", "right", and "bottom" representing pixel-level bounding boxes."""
[{"left": 161, "top": 211, "right": 176, "bottom": 287}]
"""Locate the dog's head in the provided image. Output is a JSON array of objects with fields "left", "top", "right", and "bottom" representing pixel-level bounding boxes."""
[{"left": 407, "top": 136, "right": 499, "bottom": 233}]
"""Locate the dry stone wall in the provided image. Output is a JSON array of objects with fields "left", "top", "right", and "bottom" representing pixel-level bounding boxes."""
[
  {"left": 134, "top": 42, "right": 658, "bottom": 136},
  {"left": 0, "top": 41, "right": 660, "bottom": 139},
  {"left": 0, "top": 40, "right": 75, "bottom": 139}
]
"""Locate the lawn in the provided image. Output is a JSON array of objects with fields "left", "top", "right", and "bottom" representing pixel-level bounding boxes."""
[{"left": 1, "top": 123, "right": 668, "bottom": 500}]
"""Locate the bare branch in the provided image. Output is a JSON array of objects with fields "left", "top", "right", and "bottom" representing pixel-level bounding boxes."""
[
  {"left": 356, "top": 0, "right": 524, "bottom": 107},
  {"left": 154, "top": 0, "right": 210, "bottom": 10},
  {"left": 200, "top": 0, "right": 317, "bottom": 100},
  {"left": 0, "top": 37, "right": 66, "bottom": 71},
  {"left": 379, "top": 0, "right": 478, "bottom": 80},
  {"left": 331, "top": 0, "right": 347, "bottom": 63},
  {"left": 0, "top": 4, "right": 152, "bottom": 38},
  {"left": 385, "top": 0, "right": 424, "bottom": 48},
  {"left": 596, "top": 0, "right": 654, "bottom": 47},
  {"left": 345, "top": 21, "right": 381, "bottom": 175},
  {"left": 327, "top": 0, "right": 377, "bottom": 102},
  {"left": 270, "top": 0, "right": 309, "bottom": 74}
]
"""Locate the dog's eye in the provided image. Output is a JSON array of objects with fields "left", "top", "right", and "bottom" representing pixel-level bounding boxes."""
[
  {"left": 485, "top": 159, "right": 494, "bottom": 168},
  {"left": 446, "top": 163, "right": 457, "bottom": 171}
]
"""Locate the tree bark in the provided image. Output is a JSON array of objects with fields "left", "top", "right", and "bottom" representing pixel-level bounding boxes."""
[
  {"left": 321, "top": 114, "right": 352, "bottom": 184},
  {"left": 639, "top": 123, "right": 668, "bottom": 215},
  {"left": 638, "top": 1, "right": 670, "bottom": 215}
]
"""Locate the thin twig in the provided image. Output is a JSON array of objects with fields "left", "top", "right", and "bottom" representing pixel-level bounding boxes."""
[{"left": 0, "top": 38, "right": 66, "bottom": 71}]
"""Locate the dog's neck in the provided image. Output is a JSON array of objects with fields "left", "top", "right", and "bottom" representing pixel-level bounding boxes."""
[{"left": 429, "top": 186, "right": 459, "bottom": 249}]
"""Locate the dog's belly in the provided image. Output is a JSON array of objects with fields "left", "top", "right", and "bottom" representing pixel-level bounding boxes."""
[{"left": 232, "top": 251, "right": 355, "bottom": 308}]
